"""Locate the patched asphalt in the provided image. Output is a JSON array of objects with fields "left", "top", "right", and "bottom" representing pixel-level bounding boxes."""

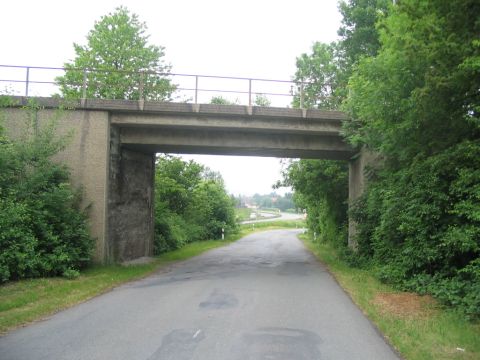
[{"left": 0, "top": 229, "right": 400, "bottom": 360}]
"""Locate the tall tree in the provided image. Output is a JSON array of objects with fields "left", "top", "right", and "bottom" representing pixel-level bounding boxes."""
[
  {"left": 337, "top": 0, "right": 390, "bottom": 67},
  {"left": 292, "top": 1, "right": 389, "bottom": 110},
  {"left": 57, "top": 7, "right": 175, "bottom": 101},
  {"left": 343, "top": 0, "right": 479, "bottom": 161},
  {"left": 293, "top": 42, "right": 342, "bottom": 110}
]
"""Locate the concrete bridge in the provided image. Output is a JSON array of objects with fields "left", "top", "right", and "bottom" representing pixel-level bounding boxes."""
[{"left": 3, "top": 97, "right": 369, "bottom": 263}]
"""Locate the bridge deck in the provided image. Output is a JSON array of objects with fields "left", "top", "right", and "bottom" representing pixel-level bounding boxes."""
[{"left": 9, "top": 97, "right": 354, "bottom": 159}]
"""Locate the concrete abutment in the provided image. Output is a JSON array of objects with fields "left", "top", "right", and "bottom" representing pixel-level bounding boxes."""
[
  {"left": 348, "top": 148, "right": 376, "bottom": 248},
  {"left": 108, "top": 127, "right": 155, "bottom": 262}
]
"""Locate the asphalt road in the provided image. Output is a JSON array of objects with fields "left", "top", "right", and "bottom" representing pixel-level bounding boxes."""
[{"left": 0, "top": 230, "right": 400, "bottom": 360}]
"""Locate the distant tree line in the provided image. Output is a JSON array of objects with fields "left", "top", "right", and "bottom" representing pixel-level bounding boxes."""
[{"left": 233, "top": 193, "right": 295, "bottom": 212}]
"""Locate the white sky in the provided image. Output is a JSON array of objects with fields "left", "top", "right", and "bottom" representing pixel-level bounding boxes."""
[{"left": 1, "top": 0, "right": 342, "bottom": 196}]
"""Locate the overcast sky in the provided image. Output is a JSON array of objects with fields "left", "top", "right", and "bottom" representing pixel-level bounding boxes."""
[{"left": 1, "top": 0, "right": 342, "bottom": 195}]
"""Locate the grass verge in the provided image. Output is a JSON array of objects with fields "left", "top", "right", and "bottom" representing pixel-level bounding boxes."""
[
  {"left": 235, "top": 207, "right": 253, "bottom": 222},
  {"left": 300, "top": 234, "right": 480, "bottom": 360},
  {"left": 0, "top": 221, "right": 303, "bottom": 335}
]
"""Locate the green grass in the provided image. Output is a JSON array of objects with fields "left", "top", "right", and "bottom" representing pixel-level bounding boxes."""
[
  {"left": 235, "top": 207, "right": 252, "bottom": 222},
  {"left": 240, "top": 219, "right": 304, "bottom": 231},
  {"left": 300, "top": 234, "right": 480, "bottom": 360},
  {"left": 0, "top": 222, "right": 304, "bottom": 334}
]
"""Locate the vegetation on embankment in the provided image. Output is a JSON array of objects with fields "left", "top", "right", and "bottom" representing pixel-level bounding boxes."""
[
  {"left": 0, "top": 220, "right": 302, "bottom": 335},
  {"left": 301, "top": 233, "right": 480, "bottom": 360},
  {"left": 284, "top": 0, "right": 480, "bottom": 319},
  {"left": 0, "top": 98, "right": 94, "bottom": 283}
]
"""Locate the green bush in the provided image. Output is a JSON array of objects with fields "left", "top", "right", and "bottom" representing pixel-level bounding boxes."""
[
  {"left": 0, "top": 101, "right": 94, "bottom": 282},
  {"left": 352, "top": 140, "right": 480, "bottom": 318},
  {"left": 154, "top": 155, "right": 237, "bottom": 254},
  {"left": 281, "top": 159, "right": 348, "bottom": 248}
]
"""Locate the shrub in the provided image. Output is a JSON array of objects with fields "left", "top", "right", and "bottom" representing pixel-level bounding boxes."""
[
  {"left": 154, "top": 155, "right": 237, "bottom": 255},
  {"left": 352, "top": 140, "right": 480, "bottom": 318},
  {"left": 0, "top": 101, "right": 94, "bottom": 282}
]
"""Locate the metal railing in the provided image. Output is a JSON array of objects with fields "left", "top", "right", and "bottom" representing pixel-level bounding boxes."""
[{"left": 0, "top": 65, "right": 306, "bottom": 108}]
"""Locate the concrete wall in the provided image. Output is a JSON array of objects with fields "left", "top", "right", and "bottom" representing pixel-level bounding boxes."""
[
  {"left": 108, "top": 127, "right": 154, "bottom": 262},
  {"left": 2, "top": 108, "right": 110, "bottom": 261},
  {"left": 348, "top": 148, "right": 377, "bottom": 248}
]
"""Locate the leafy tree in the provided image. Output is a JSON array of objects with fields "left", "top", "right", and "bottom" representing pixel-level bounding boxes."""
[
  {"left": 293, "top": 42, "right": 342, "bottom": 109},
  {"left": 292, "top": 1, "right": 390, "bottom": 110},
  {"left": 188, "top": 180, "right": 237, "bottom": 239},
  {"left": 337, "top": 0, "right": 390, "bottom": 67},
  {"left": 56, "top": 7, "right": 175, "bottom": 101},
  {"left": 280, "top": 159, "right": 348, "bottom": 245},
  {"left": 343, "top": 0, "right": 479, "bottom": 162}
]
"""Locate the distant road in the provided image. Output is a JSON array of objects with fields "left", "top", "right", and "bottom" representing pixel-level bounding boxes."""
[
  {"left": 0, "top": 230, "right": 399, "bottom": 360},
  {"left": 241, "top": 211, "right": 304, "bottom": 224}
]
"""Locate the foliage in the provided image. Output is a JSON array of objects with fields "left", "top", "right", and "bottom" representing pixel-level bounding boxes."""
[
  {"left": 210, "top": 96, "right": 238, "bottom": 105},
  {"left": 154, "top": 155, "right": 237, "bottom": 254},
  {"left": 292, "top": 1, "right": 389, "bottom": 110},
  {"left": 209, "top": 94, "right": 271, "bottom": 106},
  {"left": 280, "top": 159, "right": 348, "bottom": 247},
  {"left": 344, "top": 0, "right": 480, "bottom": 318},
  {"left": 56, "top": 7, "right": 175, "bottom": 101},
  {"left": 292, "top": 42, "right": 343, "bottom": 109},
  {"left": 0, "top": 100, "right": 94, "bottom": 283},
  {"left": 286, "top": 0, "right": 480, "bottom": 318},
  {"left": 337, "top": 0, "right": 390, "bottom": 68},
  {"left": 351, "top": 140, "right": 480, "bottom": 318},
  {"left": 343, "top": 0, "right": 479, "bottom": 159},
  {"left": 253, "top": 94, "right": 271, "bottom": 107}
]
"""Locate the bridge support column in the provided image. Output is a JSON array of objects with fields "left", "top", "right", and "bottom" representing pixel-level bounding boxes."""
[
  {"left": 348, "top": 148, "right": 376, "bottom": 249},
  {"left": 107, "top": 127, "right": 155, "bottom": 262}
]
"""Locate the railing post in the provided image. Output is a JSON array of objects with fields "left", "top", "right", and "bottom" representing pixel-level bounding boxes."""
[
  {"left": 81, "top": 69, "right": 87, "bottom": 107},
  {"left": 139, "top": 71, "right": 145, "bottom": 101},
  {"left": 248, "top": 79, "right": 252, "bottom": 107},
  {"left": 300, "top": 82, "right": 305, "bottom": 109},
  {"left": 25, "top": 67, "right": 30, "bottom": 97},
  {"left": 195, "top": 75, "right": 199, "bottom": 104},
  {"left": 138, "top": 71, "right": 145, "bottom": 110}
]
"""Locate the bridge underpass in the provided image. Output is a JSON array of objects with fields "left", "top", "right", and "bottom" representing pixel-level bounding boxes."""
[{"left": 4, "top": 97, "right": 370, "bottom": 263}]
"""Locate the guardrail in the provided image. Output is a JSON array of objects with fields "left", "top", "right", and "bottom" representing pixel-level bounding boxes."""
[{"left": 0, "top": 65, "right": 307, "bottom": 108}]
